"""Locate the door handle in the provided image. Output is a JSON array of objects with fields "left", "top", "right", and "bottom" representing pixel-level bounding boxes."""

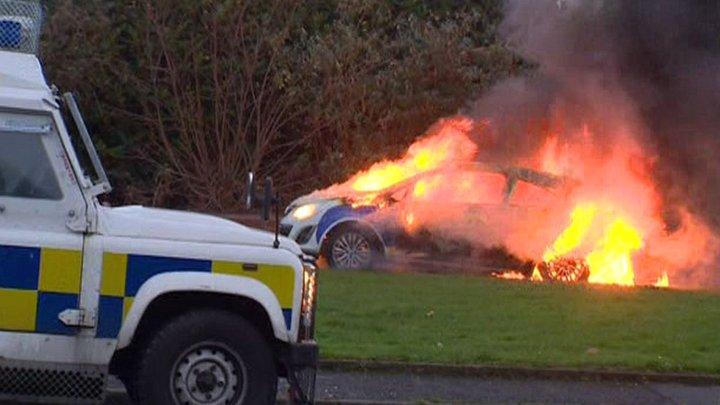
[{"left": 0, "top": 204, "right": 5, "bottom": 214}]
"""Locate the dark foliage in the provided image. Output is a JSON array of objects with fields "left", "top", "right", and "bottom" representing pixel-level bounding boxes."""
[{"left": 41, "top": 0, "right": 518, "bottom": 211}]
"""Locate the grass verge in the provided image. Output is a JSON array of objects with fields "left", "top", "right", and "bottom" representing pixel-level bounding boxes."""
[{"left": 316, "top": 271, "right": 720, "bottom": 374}]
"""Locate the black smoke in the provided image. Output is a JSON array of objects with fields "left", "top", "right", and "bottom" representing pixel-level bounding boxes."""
[{"left": 469, "top": 0, "right": 720, "bottom": 234}]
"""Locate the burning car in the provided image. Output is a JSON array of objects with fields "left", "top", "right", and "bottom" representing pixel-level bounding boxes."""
[
  {"left": 281, "top": 163, "right": 576, "bottom": 272},
  {"left": 280, "top": 111, "right": 714, "bottom": 288}
]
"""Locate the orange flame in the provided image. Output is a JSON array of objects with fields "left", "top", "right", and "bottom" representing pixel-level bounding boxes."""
[
  {"left": 654, "top": 272, "right": 669, "bottom": 288},
  {"left": 530, "top": 267, "right": 543, "bottom": 281},
  {"left": 586, "top": 217, "right": 642, "bottom": 286},
  {"left": 349, "top": 117, "right": 477, "bottom": 193},
  {"left": 493, "top": 271, "right": 526, "bottom": 280},
  {"left": 533, "top": 203, "right": 643, "bottom": 286},
  {"left": 316, "top": 111, "right": 715, "bottom": 289}
]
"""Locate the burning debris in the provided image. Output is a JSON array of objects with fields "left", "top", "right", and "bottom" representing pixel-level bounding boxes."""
[{"left": 307, "top": 0, "right": 720, "bottom": 290}]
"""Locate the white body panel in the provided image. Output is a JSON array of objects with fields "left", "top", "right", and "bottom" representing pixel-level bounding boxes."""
[
  {"left": 281, "top": 198, "right": 344, "bottom": 255},
  {"left": 98, "top": 205, "right": 301, "bottom": 254}
]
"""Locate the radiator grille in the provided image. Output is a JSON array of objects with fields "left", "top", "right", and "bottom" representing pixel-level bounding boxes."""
[
  {"left": 279, "top": 223, "right": 293, "bottom": 236},
  {"left": 0, "top": 361, "right": 106, "bottom": 403}
]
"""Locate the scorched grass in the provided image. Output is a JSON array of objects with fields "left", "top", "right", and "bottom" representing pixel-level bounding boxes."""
[{"left": 316, "top": 271, "right": 720, "bottom": 374}]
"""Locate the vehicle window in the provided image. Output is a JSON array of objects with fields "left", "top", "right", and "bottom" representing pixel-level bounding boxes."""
[
  {"left": 467, "top": 172, "right": 507, "bottom": 205},
  {"left": 509, "top": 180, "right": 554, "bottom": 206},
  {"left": 61, "top": 94, "right": 110, "bottom": 189},
  {"left": 389, "top": 187, "right": 408, "bottom": 203},
  {"left": 0, "top": 132, "right": 63, "bottom": 200},
  {"left": 61, "top": 107, "right": 96, "bottom": 184}
]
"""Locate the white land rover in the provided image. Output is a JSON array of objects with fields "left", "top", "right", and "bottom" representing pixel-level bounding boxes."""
[{"left": 0, "top": 1, "right": 318, "bottom": 404}]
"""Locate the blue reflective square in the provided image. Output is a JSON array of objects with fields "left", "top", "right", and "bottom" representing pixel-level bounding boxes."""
[
  {"left": 0, "top": 245, "right": 40, "bottom": 290},
  {"left": 36, "top": 292, "right": 78, "bottom": 335},
  {"left": 282, "top": 308, "right": 292, "bottom": 330},
  {"left": 0, "top": 20, "right": 22, "bottom": 48},
  {"left": 125, "top": 255, "right": 211, "bottom": 297},
  {"left": 96, "top": 296, "right": 123, "bottom": 338}
]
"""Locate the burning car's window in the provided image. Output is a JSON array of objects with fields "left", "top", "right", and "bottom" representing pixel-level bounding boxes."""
[
  {"left": 508, "top": 181, "right": 555, "bottom": 206},
  {"left": 467, "top": 172, "right": 507, "bottom": 205},
  {"left": 388, "top": 188, "right": 408, "bottom": 203}
]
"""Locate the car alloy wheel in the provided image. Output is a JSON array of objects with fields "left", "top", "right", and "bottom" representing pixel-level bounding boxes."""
[{"left": 331, "top": 231, "right": 372, "bottom": 269}]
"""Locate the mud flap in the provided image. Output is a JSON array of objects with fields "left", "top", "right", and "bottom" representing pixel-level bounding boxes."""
[{"left": 283, "top": 341, "right": 318, "bottom": 404}]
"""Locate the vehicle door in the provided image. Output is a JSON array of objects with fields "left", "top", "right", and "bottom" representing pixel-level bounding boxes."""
[{"left": 0, "top": 109, "right": 88, "bottom": 363}]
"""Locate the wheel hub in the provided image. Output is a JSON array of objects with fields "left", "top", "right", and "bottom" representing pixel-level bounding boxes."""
[
  {"left": 172, "top": 343, "right": 246, "bottom": 405},
  {"left": 332, "top": 231, "right": 371, "bottom": 269},
  {"left": 195, "top": 370, "right": 218, "bottom": 393}
]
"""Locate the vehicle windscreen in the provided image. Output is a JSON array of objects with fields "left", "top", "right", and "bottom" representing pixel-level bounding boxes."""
[
  {"left": 61, "top": 106, "right": 98, "bottom": 183},
  {"left": 60, "top": 93, "right": 111, "bottom": 194}
]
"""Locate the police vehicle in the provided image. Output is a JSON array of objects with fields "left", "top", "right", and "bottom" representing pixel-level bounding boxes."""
[
  {"left": 0, "top": 1, "right": 318, "bottom": 403},
  {"left": 282, "top": 164, "right": 568, "bottom": 271}
]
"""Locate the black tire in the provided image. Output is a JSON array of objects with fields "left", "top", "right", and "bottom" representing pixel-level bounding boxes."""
[
  {"left": 134, "top": 310, "right": 277, "bottom": 405},
  {"left": 322, "top": 223, "right": 383, "bottom": 270}
]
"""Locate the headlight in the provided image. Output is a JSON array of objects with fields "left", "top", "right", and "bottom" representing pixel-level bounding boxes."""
[
  {"left": 300, "top": 262, "right": 318, "bottom": 340},
  {"left": 293, "top": 203, "right": 318, "bottom": 220}
]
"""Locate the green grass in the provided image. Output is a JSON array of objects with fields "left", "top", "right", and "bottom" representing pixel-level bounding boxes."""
[{"left": 316, "top": 271, "right": 720, "bottom": 374}]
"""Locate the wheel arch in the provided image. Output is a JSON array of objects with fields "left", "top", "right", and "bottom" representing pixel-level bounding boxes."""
[
  {"left": 116, "top": 272, "right": 293, "bottom": 351},
  {"left": 109, "top": 290, "right": 281, "bottom": 380}
]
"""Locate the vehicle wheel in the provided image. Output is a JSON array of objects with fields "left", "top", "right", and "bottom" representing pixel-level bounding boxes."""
[
  {"left": 322, "top": 223, "right": 382, "bottom": 270},
  {"left": 537, "top": 258, "right": 590, "bottom": 282},
  {"left": 134, "top": 309, "right": 277, "bottom": 405}
]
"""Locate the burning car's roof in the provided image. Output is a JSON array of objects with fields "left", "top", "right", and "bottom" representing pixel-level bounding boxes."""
[{"left": 356, "top": 162, "right": 566, "bottom": 202}]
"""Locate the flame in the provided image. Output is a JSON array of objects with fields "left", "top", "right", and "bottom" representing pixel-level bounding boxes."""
[
  {"left": 586, "top": 217, "right": 643, "bottom": 286},
  {"left": 405, "top": 212, "right": 416, "bottom": 229},
  {"left": 537, "top": 203, "right": 642, "bottom": 286},
  {"left": 314, "top": 110, "right": 715, "bottom": 289},
  {"left": 414, "top": 180, "right": 428, "bottom": 198},
  {"left": 349, "top": 117, "right": 477, "bottom": 193},
  {"left": 539, "top": 135, "right": 570, "bottom": 175},
  {"left": 654, "top": 272, "right": 669, "bottom": 288},
  {"left": 542, "top": 204, "right": 597, "bottom": 263},
  {"left": 493, "top": 271, "right": 526, "bottom": 280}
]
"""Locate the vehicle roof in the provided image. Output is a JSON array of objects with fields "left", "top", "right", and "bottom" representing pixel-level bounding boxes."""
[
  {"left": 0, "top": 50, "right": 46, "bottom": 90},
  {"left": 374, "top": 162, "right": 563, "bottom": 197},
  {"left": 0, "top": 50, "right": 51, "bottom": 111}
]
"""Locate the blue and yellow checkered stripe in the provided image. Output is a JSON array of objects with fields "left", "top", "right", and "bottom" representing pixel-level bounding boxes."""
[
  {"left": 97, "top": 253, "right": 296, "bottom": 338},
  {"left": 0, "top": 245, "right": 83, "bottom": 335}
]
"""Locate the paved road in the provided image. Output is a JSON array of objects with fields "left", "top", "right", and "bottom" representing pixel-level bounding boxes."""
[{"left": 104, "top": 370, "right": 720, "bottom": 404}]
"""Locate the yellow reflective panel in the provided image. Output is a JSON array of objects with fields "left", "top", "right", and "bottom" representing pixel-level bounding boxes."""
[
  {"left": 101, "top": 253, "right": 128, "bottom": 297},
  {"left": 39, "top": 249, "right": 82, "bottom": 294},
  {"left": 0, "top": 289, "right": 37, "bottom": 331},
  {"left": 212, "top": 262, "right": 295, "bottom": 308},
  {"left": 123, "top": 297, "right": 134, "bottom": 320}
]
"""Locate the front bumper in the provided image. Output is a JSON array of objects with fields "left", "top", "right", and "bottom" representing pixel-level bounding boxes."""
[
  {"left": 281, "top": 220, "right": 321, "bottom": 255},
  {"left": 280, "top": 340, "right": 318, "bottom": 404},
  {"left": 283, "top": 340, "right": 319, "bottom": 368},
  {"left": 285, "top": 261, "right": 319, "bottom": 403}
]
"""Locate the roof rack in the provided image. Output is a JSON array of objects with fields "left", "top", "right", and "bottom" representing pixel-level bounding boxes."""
[{"left": 0, "top": 0, "right": 42, "bottom": 55}]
